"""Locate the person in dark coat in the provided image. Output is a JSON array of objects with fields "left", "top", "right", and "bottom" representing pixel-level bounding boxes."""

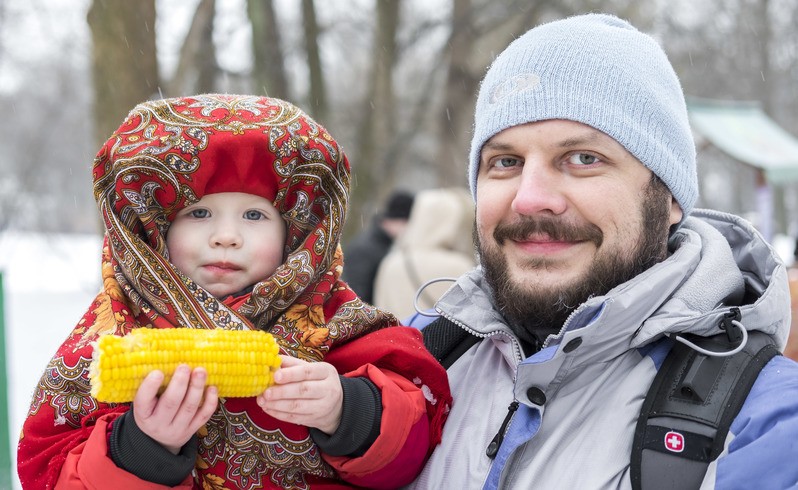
[{"left": 343, "top": 191, "right": 414, "bottom": 303}]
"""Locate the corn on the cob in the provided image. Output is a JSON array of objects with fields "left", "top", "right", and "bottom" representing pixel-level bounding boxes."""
[{"left": 89, "top": 328, "right": 281, "bottom": 403}]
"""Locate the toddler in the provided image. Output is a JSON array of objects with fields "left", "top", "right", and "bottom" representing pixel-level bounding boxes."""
[{"left": 18, "top": 94, "right": 450, "bottom": 489}]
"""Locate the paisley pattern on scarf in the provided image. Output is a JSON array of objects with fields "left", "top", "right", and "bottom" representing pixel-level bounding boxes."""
[
  {"left": 88, "top": 94, "right": 393, "bottom": 355},
  {"left": 19, "top": 95, "right": 443, "bottom": 489},
  {"left": 199, "top": 401, "right": 335, "bottom": 489}
]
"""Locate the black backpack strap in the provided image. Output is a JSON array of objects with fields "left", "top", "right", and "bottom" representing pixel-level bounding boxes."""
[
  {"left": 630, "top": 330, "right": 779, "bottom": 490},
  {"left": 422, "top": 316, "right": 481, "bottom": 369}
]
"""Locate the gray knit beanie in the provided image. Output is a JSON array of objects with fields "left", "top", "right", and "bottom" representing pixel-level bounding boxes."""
[{"left": 468, "top": 13, "right": 697, "bottom": 219}]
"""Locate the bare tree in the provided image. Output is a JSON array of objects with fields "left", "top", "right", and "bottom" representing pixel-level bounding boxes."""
[
  {"left": 340, "top": 0, "right": 553, "bottom": 239},
  {"left": 433, "top": 0, "right": 555, "bottom": 187},
  {"left": 248, "top": 0, "right": 289, "bottom": 99},
  {"left": 302, "top": 0, "right": 328, "bottom": 123},
  {"left": 87, "top": 0, "right": 159, "bottom": 148},
  {"left": 168, "top": 0, "right": 219, "bottom": 96},
  {"left": 433, "top": 0, "right": 477, "bottom": 187},
  {"left": 347, "top": 0, "right": 401, "bottom": 233}
]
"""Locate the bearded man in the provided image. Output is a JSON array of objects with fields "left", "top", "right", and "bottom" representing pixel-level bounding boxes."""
[{"left": 404, "top": 13, "right": 798, "bottom": 490}]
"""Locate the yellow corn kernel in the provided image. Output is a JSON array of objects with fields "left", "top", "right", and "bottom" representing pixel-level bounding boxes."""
[{"left": 89, "top": 328, "right": 281, "bottom": 403}]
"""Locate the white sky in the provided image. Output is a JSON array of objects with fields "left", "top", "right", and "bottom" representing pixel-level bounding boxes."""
[{"left": 0, "top": 0, "right": 91, "bottom": 94}]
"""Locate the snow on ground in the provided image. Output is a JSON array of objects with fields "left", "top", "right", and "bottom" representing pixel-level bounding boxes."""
[{"left": 0, "top": 231, "right": 102, "bottom": 488}]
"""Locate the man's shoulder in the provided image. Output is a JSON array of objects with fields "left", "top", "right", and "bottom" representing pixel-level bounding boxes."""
[
  {"left": 731, "top": 354, "right": 798, "bottom": 437},
  {"left": 713, "top": 355, "right": 798, "bottom": 488},
  {"left": 745, "top": 354, "right": 798, "bottom": 403}
]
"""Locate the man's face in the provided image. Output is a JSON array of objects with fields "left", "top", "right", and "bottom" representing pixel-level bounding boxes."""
[{"left": 474, "top": 120, "right": 683, "bottom": 335}]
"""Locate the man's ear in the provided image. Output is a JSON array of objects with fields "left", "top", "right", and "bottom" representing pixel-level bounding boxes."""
[{"left": 668, "top": 196, "right": 683, "bottom": 226}]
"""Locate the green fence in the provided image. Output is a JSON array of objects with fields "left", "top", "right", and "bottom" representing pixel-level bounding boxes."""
[{"left": 0, "top": 271, "right": 12, "bottom": 488}]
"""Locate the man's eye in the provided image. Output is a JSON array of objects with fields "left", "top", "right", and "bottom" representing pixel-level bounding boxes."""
[
  {"left": 189, "top": 209, "right": 209, "bottom": 218},
  {"left": 493, "top": 156, "right": 521, "bottom": 168},
  {"left": 568, "top": 153, "right": 599, "bottom": 166},
  {"left": 244, "top": 210, "right": 265, "bottom": 220}
]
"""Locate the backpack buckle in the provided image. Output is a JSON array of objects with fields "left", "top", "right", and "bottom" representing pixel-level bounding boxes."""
[{"left": 720, "top": 308, "right": 742, "bottom": 344}]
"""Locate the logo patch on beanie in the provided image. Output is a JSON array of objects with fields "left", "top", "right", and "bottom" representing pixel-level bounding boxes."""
[{"left": 489, "top": 73, "right": 540, "bottom": 104}]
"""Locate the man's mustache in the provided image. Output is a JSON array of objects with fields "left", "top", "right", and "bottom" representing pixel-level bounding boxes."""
[{"left": 493, "top": 217, "right": 603, "bottom": 247}]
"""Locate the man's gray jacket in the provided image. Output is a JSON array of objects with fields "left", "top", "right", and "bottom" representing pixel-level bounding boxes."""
[{"left": 405, "top": 210, "right": 798, "bottom": 489}]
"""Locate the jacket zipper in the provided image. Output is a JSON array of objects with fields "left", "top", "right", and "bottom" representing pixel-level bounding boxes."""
[
  {"left": 432, "top": 309, "right": 527, "bottom": 461},
  {"left": 434, "top": 307, "right": 526, "bottom": 364},
  {"left": 485, "top": 401, "right": 520, "bottom": 458}
]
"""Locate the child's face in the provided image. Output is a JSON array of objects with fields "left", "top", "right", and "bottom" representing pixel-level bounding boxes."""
[{"left": 166, "top": 192, "right": 286, "bottom": 298}]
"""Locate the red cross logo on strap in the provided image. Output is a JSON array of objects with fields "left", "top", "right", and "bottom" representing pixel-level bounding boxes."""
[{"left": 664, "top": 431, "right": 685, "bottom": 453}]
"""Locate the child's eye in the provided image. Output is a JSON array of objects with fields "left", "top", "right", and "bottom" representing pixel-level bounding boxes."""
[
  {"left": 244, "top": 210, "right": 265, "bottom": 220},
  {"left": 567, "top": 153, "right": 601, "bottom": 166},
  {"left": 189, "top": 209, "right": 210, "bottom": 218}
]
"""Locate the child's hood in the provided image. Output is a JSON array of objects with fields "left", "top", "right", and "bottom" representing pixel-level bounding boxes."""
[
  {"left": 94, "top": 94, "right": 347, "bottom": 256},
  {"left": 92, "top": 94, "right": 394, "bottom": 358}
]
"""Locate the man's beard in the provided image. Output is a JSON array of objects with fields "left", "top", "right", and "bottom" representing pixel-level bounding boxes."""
[{"left": 476, "top": 176, "right": 673, "bottom": 346}]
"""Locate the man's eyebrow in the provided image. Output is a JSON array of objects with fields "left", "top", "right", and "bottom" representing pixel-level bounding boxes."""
[
  {"left": 558, "top": 130, "right": 603, "bottom": 148},
  {"left": 482, "top": 141, "right": 515, "bottom": 152}
]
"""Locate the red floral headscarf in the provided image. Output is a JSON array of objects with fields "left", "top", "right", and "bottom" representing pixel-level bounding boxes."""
[{"left": 90, "top": 93, "right": 397, "bottom": 359}]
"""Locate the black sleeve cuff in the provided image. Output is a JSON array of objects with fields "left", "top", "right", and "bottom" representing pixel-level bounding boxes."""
[
  {"left": 310, "top": 376, "right": 382, "bottom": 457},
  {"left": 109, "top": 409, "right": 197, "bottom": 486}
]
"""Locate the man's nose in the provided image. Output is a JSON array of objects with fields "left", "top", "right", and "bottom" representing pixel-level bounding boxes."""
[{"left": 511, "top": 163, "right": 567, "bottom": 216}]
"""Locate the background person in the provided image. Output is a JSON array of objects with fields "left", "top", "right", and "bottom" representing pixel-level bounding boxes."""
[
  {"left": 342, "top": 190, "right": 414, "bottom": 304},
  {"left": 373, "top": 187, "right": 476, "bottom": 320},
  {"left": 405, "top": 13, "right": 798, "bottom": 489}
]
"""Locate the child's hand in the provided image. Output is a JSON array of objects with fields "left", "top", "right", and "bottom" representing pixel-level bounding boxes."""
[
  {"left": 256, "top": 355, "right": 343, "bottom": 435},
  {"left": 133, "top": 364, "right": 219, "bottom": 454}
]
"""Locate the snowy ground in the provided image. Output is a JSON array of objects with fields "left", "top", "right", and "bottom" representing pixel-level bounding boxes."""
[{"left": 0, "top": 231, "right": 102, "bottom": 488}]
